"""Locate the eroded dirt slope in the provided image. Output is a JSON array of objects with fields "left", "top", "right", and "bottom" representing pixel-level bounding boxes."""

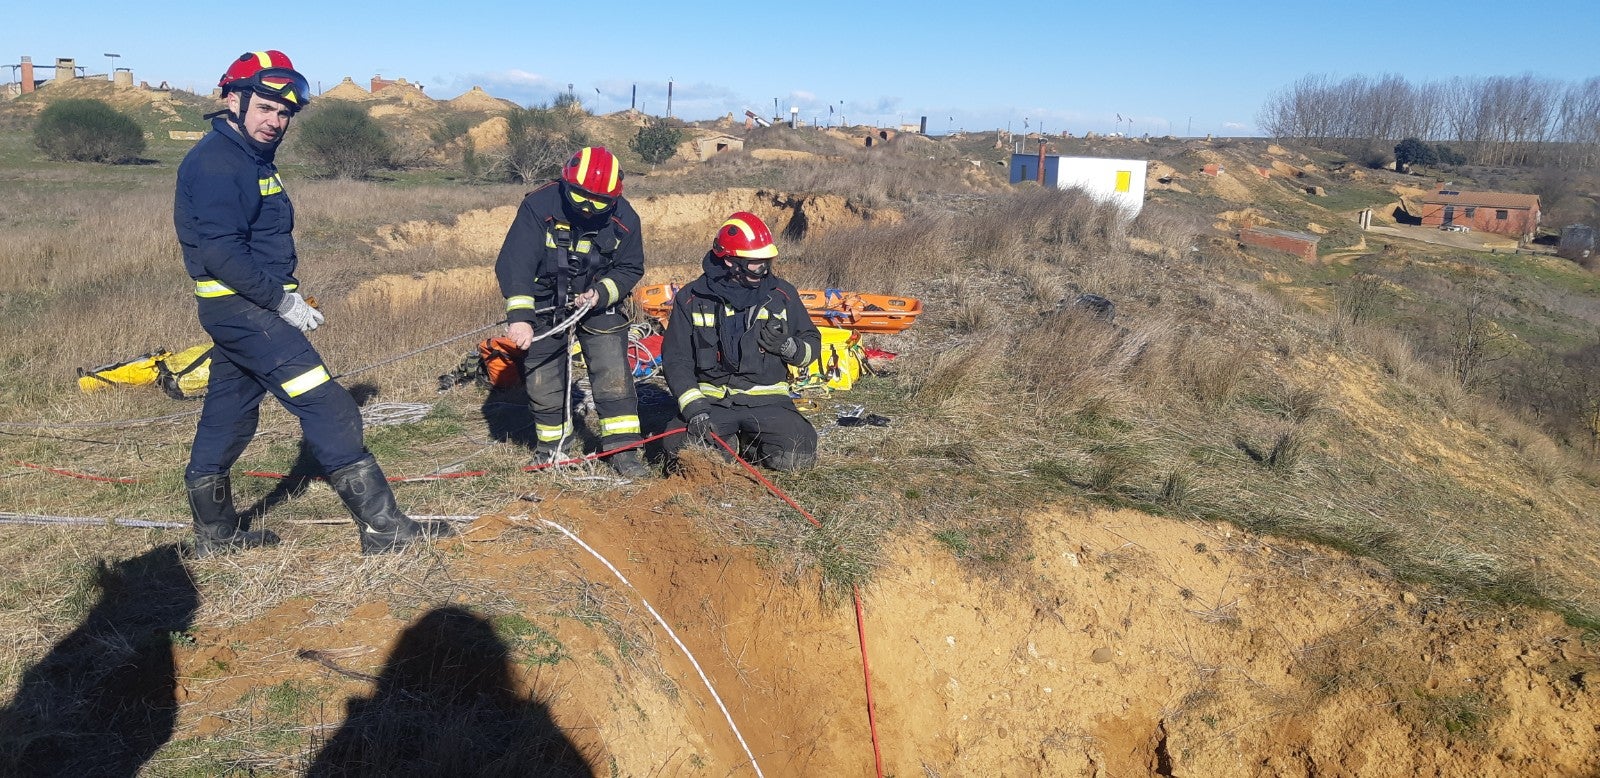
[{"left": 171, "top": 463, "right": 1600, "bottom": 776}]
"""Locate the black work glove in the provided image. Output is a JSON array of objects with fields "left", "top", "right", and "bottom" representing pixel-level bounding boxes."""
[
  {"left": 686, "top": 411, "right": 713, "bottom": 444},
  {"left": 757, "top": 317, "right": 797, "bottom": 360}
]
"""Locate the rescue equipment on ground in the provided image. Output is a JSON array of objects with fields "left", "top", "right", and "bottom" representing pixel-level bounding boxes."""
[
  {"left": 439, "top": 336, "right": 526, "bottom": 392},
  {"left": 790, "top": 326, "right": 865, "bottom": 391},
  {"left": 438, "top": 329, "right": 662, "bottom": 391},
  {"left": 636, "top": 283, "right": 922, "bottom": 334},
  {"left": 77, "top": 345, "right": 213, "bottom": 400}
]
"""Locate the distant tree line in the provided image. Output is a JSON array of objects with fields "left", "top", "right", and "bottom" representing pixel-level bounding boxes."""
[{"left": 1258, "top": 74, "right": 1600, "bottom": 167}]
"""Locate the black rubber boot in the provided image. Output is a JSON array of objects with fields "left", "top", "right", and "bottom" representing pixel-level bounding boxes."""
[
  {"left": 327, "top": 455, "right": 444, "bottom": 555},
  {"left": 186, "top": 473, "right": 280, "bottom": 558},
  {"left": 607, "top": 448, "right": 651, "bottom": 478}
]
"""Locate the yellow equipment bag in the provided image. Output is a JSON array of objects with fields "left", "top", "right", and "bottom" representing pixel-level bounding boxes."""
[
  {"left": 791, "top": 326, "right": 864, "bottom": 391},
  {"left": 155, "top": 345, "right": 213, "bottom": 399},
  {"left": 77, "top": 350, "right": 167, "bottom": 392}
]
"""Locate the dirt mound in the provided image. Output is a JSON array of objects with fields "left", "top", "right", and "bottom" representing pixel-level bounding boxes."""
[
  {"left": 446, "top": 86, "right": 516, "bottom": 113},
  {"left": 321, "top": 78, "right": 372, "bottom": 102},
  {"left": 167, "top": 491, "right": 1600, "bottom": 775},
  {"left": 363, "top": 189, "right": 900, "bottom": 260},
  {"left": 347, "top": 267, "right": 496, "bottom": 312},
  {"left": 21, "top": 78, "right": 190, "bottom": 123}
]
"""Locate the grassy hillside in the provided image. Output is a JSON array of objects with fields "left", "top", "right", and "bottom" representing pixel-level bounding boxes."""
[{"left": 2, "top": 96, "right": 1600, "bottom": 774}]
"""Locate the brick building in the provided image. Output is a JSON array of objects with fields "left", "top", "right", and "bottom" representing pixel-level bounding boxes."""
[
  {"left": 1417, "top": 189, "right": 1540, "bottom": 241},
  {"left": 1239, "top": 226, "right": 1321, "bottom": 263}
]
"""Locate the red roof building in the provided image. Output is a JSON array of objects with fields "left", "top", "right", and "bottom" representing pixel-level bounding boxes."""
[{"left": 1417, "top": 189, "right": 1540, "bottom": 241}]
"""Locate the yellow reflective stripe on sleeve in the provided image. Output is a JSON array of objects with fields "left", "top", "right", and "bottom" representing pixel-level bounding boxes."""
[
  {"left": 795, "top": 341, "right": 814, "bottom": 365},
  {"left": 281, "top": 366, "right": 330, "bottom": 398},
  {"left": 195, "top": 281, "right": 298, "bottom": 298},
  {"left": 195, "top": 280, "right": 233, "bottom": 298},
  {"left": 259, "top": 174, "right": 284, "bottom": 196},
  {"left": 545, "top": 232, "right": 557, "bottom": 249},
  {"left": 575, "top": 239, "right": 593, "bottom": 253},
  {"left": 599, "top": 415, "right": 640, "bottom": 435},
  {"left": 506, "top": 295, "right": 536, "bottom": 311},
  {"left": 535, "top": 422, "right": 574, "bottom": 442},
  {"left": 692, "top": 312, "right": 717, "bottom": 327},
  {"left": 599, "top": 278, "right": 618, "bottom": 306},
  {"left": 678, "top": 388, "right": 706, "bottom": 411}
]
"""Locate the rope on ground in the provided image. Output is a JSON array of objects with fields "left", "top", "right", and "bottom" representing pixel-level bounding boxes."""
[
  {"left": 9, "top": 460, "right": 141, "bottom": 484},
  {"left": 360, "top": 402, "right": 434, "bottom": 426},
  {"left": 521, "top": 428, "right": 682, "bottom": 472},
  {"left": 0, "top": 512, "right": 186, "bottom": 530},
  {"left": 706, "top": 430, "right": 887, "bottom": 778},
  {"left": 541, "top": 517, "right": 765, "bottom": 778}
]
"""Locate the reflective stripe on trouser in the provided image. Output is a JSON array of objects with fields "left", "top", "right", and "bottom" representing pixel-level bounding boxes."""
[
  {"left": 186, "top": 304, "right": 366, "bottom": 479},
  {"left": 521, "top": 311, "right": 641, "bottom": 448},
  {"left": 663, "top": 400, "right": 817, "bottom": 472}
]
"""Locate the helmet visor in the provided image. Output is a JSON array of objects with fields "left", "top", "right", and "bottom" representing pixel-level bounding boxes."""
[
  {"left": 246, "top": 67, "right": 310, "bottom": 110},
  {"left": 567, "top": 187, "right": 614, "bottom": 214}
]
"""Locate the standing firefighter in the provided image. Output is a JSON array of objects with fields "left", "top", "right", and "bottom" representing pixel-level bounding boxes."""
[
  {"left": 175, "top": 50, "right": 442, "bottom": 556},
  {"left": 662, "top": 212, "right": 821, "bottom": 472},
  {"left": 495, "top": 146, "right": 650, "bottom": 477}
]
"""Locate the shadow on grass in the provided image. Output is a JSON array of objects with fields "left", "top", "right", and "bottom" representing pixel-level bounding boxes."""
[
  {"left": 305, "top": 606, "right": 593, "bottom": 777},
  {"left": 0, "top": 545, "right": 199, "bottom": 777}
]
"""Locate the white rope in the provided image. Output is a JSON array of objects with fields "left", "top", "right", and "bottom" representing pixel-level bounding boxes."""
[
  {"left": 360, "top": 402, "right": 433, "bottom": 426},
  {"left": 540, "top": 518, "right": 764, "bottom": 777},
  {"left": 0, "top": 512, "right": 186, "bottom": 529}
]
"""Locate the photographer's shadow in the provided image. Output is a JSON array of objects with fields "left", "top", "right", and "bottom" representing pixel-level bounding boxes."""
[
  {"left": 306, "top": 606, "right": 592, "bottom": 777},
  {"left": 0, "top": 544, "right": 199, "bottom": 777}
]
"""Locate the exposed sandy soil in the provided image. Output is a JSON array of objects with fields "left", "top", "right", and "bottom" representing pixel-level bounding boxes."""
[
  {"left": 168, "top": 464, "right": 1600, "bottom": 776},
  {"left": 362, "top": 188, "right": 898, "bottom": 265}
]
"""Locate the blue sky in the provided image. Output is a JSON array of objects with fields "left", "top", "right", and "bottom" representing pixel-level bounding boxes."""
[{"left": 8, "top": 1, "right": 1597, "bottom": 137}]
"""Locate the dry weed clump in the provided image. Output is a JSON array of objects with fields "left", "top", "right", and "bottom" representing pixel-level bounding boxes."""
[
  {"left": 1146, "top": 327, "right": 1256, "bottom": 407},
  {"left": 785, "top": 210, "right": 960, "bottom": 292},
  {"left": 1006, "top": 308, "right": 1145, "bottom": 420},
  {"left": 1129, "top": 204, "right": 1205, "bottom": 253}
]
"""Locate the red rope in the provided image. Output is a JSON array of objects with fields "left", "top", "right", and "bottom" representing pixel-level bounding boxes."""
[
  {"left": 706, "top": 431, "right": 886, "bottom": 778},
  {"left": 9, "top": 460, "right": 141, "bottom": 484},
  {"left": 520, "top": 428, "right": 684, "bottom": 472}
]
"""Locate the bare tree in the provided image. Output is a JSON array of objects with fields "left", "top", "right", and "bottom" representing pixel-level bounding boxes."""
[{"left": 1451, "top": 286, "right": 1512, "bottom": 391}]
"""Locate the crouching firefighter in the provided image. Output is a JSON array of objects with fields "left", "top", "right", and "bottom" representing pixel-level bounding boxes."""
[
  {"left": 494, "top": 146, "right": 650, "bottom": 477},
  {"left": 662, "top": 212, "right": 821, "bottom": 472},
  {"left": 174, "top": 50, "right": 448, "bottom": 556}
]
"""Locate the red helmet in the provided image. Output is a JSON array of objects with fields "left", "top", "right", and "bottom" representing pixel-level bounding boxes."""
[
  {"left": 562, "top": 146, "right": 623, "bottom": 198},
  {"left": 218, "top": 50, "right": 309, "bottom": 111},
  {"left": 712, "top": 212, "right": 778, "bottom": 259}
]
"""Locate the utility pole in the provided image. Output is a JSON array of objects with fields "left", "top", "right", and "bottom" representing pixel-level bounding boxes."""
[{"left": 103, "top": 53, "right": 120, "bottom": 81}]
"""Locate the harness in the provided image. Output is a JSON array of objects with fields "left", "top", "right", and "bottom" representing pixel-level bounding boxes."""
[{"left": 547, "top": 221, "right": 610, "bottom": 310}]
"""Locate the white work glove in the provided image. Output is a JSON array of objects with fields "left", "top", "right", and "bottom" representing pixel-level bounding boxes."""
[{"left": 276, "top": 292, "right": 324, "bottom": 333}]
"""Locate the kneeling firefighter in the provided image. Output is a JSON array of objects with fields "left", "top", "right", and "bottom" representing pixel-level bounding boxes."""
[
  {"left": 494, "top": 146, "right": 650, "bottom": 477},
  {"left": 662, "top": 212, "right": 821, "bottom": 472},
  {"left": 175, "top": 50, "right": 446, "bottom": 556}
]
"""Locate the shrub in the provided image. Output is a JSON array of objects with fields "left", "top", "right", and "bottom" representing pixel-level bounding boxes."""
[
  {"left": 502, "top": 105, "right": 587, "bottom": 184},
  {"left": 630, "top": 120, "right": 684, "bottom": 166},
  {"left": 33, "top": 98, "right": 146, "bottom": 163},
  {"left": 294, "top": 102, "right": 394, "bottom": 179}
]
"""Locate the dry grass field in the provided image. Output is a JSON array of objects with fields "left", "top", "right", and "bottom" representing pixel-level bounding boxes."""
[{"left": 2, "top": 94, "right": 1600, "bottom": 776}]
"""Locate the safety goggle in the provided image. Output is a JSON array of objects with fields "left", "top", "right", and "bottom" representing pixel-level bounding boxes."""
[
  {"left": 567, "top": 189, "right": 614, "bottom": 211},
  {"left": 242, "top": 67, "right": 310, "bottom": 109}
]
